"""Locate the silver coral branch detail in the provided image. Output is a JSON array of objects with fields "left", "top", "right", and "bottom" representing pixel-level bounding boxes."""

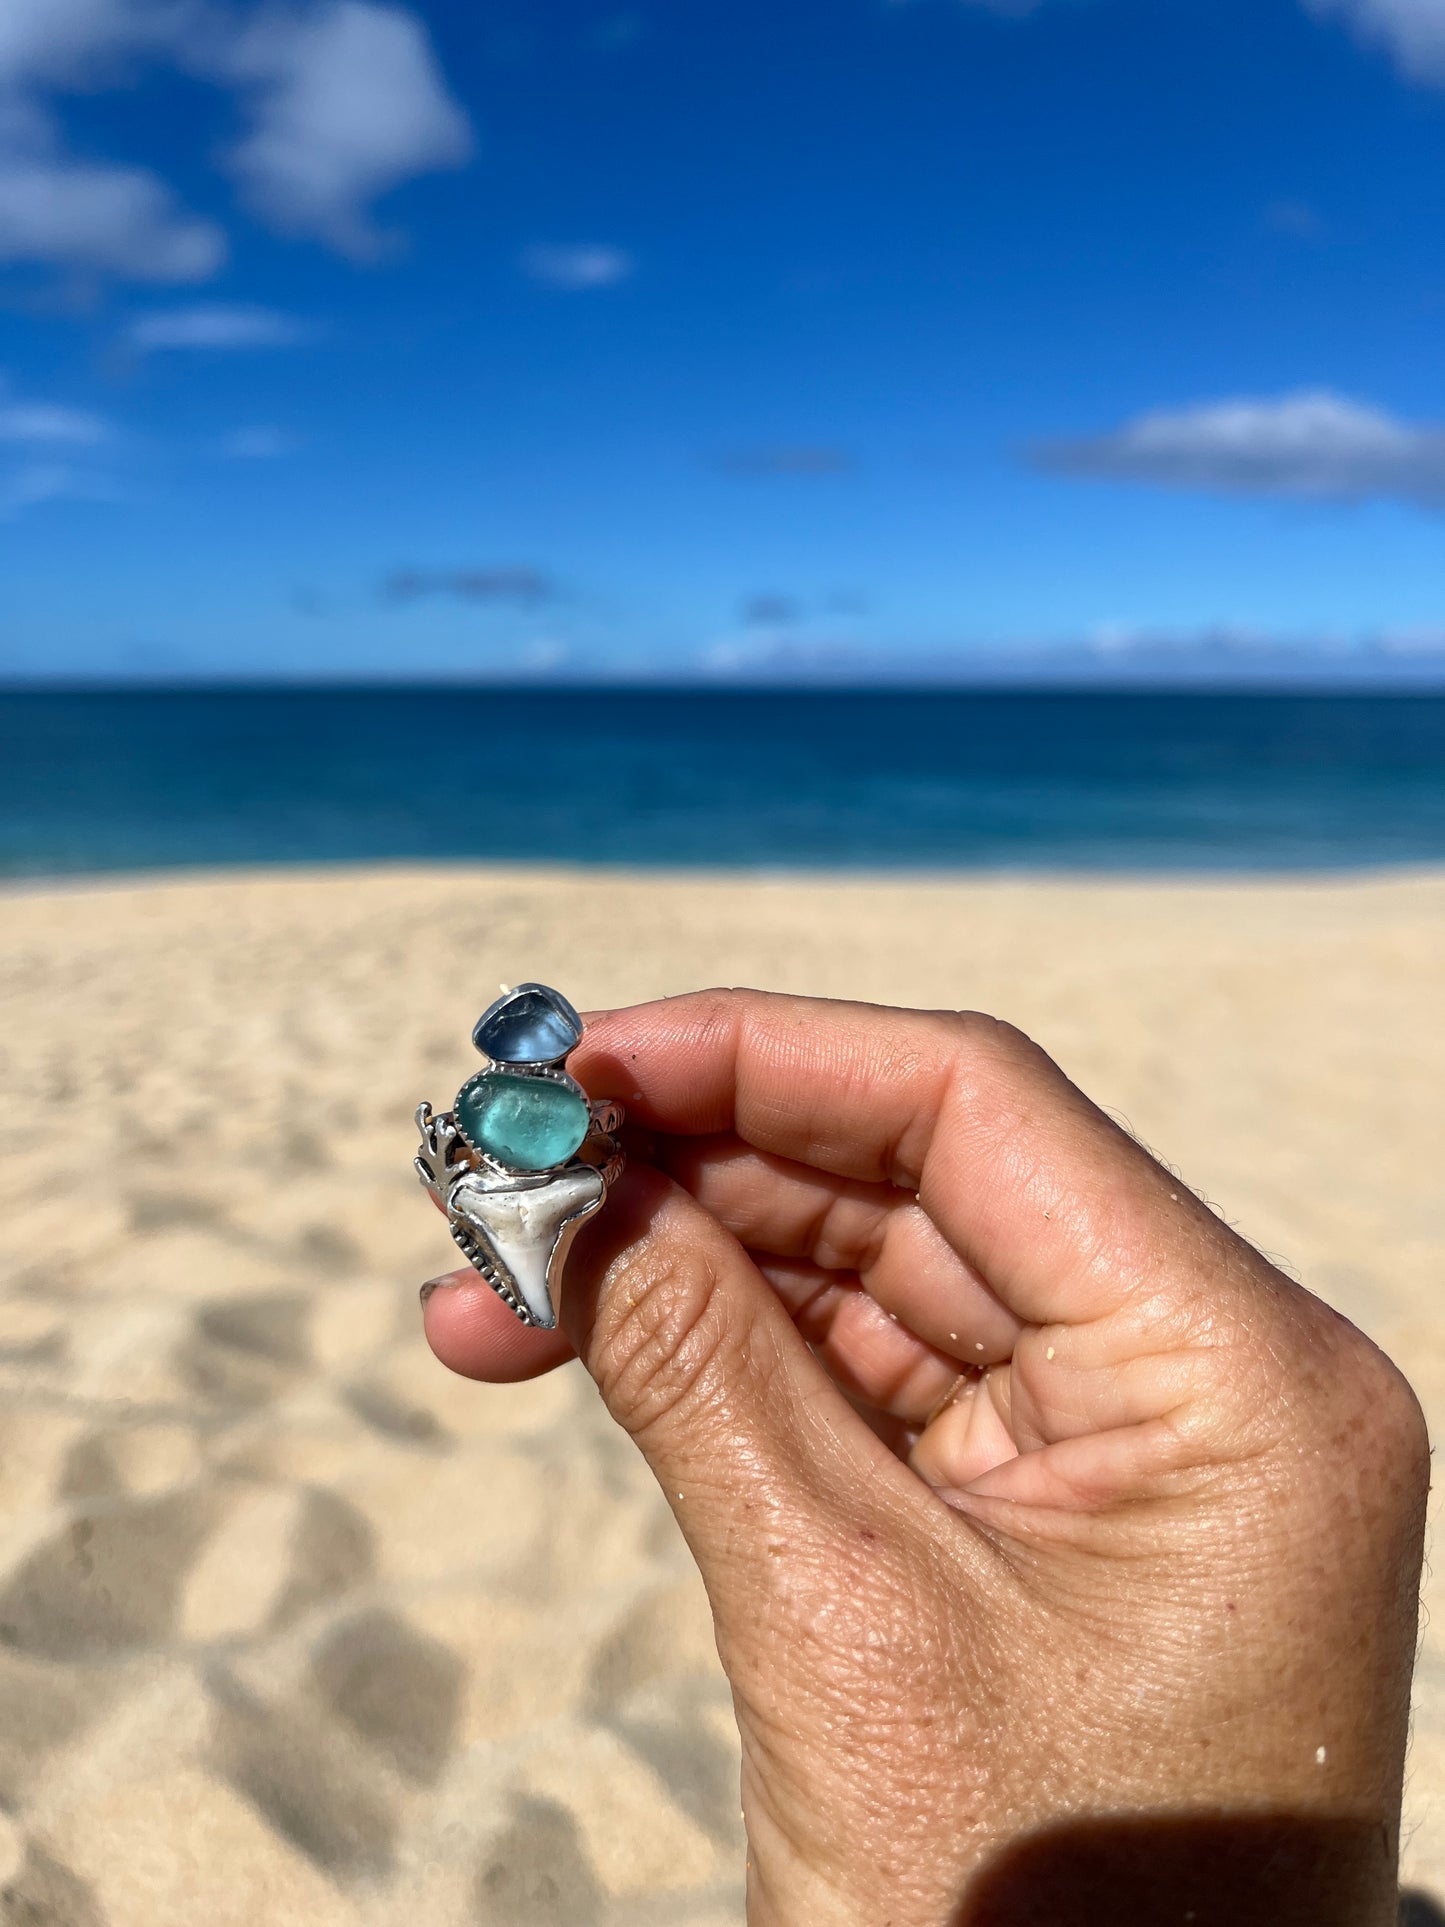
[{"left": 414, "top": 1101, "right": 474, "bottom": 1205}]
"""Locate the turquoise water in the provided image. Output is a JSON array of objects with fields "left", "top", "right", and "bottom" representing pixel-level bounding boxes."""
[{"left": 3, "top": 687, "right": 1443, "bottom": 875}]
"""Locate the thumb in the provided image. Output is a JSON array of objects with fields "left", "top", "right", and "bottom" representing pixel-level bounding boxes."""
[{"left": 561, "top": 1164, "right": 896, "bottom": 1601}]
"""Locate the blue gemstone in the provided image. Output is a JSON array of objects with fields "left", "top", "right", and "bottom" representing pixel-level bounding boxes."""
[
  {"left": 456, "top": 1072, "right": 591, "bottom": 1172},
  {"left": 473, "top": 984, "right": 583, "bottom": 1066}
]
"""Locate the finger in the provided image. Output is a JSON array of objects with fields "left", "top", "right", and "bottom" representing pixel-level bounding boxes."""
[
  {"left": 659, "top": 1133, "right": 1021, "bottom": 1362},
  {"left": 910, "top": 1368, "right": 1020, "bottom": 1491},
  {"left": 756, "top": 1254, "right": 1184, "bottom": 1497},
  {"left": 423, "top": 1269, "right": 576, "bottom": 1382},
  {"left": 558, "top": 1162, "right": 939, "bottom": 1607},
  {"left": 752, "top": 1256, "right": 969, "bottom": 1426},
  {"left": 575, "top": 990, "right": 1259, "bottom": 1332}
]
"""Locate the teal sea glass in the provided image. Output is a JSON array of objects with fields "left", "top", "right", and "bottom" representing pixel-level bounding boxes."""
[{"left": 456, "top": 1071, "right": 591, "bottom": 1172}]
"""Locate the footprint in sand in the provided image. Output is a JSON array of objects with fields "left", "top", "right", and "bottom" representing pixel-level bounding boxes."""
[
  {"left": 474, "top": 1797, "right": 604, "bottom": 1927},
  {"left": 0, "top": 1843, "right": 107, "bottom": 1927},
  {"left": 311, "top": 1608, "right": 465, "bottom": 1786},
  {"left": 184, "top": 1294, "right": 313, "bottom": 1407},
  {"left": 207, "top": 1667, "right": 399, "bottom": 1879},
  {"left": 0, "top": 1489, "right": 218, "bottom": 1659},
  {"left": 0, "top": 1648, "right": 113, "bottom": 1807}
]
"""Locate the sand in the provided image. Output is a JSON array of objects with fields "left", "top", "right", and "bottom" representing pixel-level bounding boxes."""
[{"left": 0, "top": 862, "right": 1441, "bottom": 1924}]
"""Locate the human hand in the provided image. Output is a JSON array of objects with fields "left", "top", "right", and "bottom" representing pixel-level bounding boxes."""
[{"left": 423, "top": 991, "right": 1428, "bottom": 1926}]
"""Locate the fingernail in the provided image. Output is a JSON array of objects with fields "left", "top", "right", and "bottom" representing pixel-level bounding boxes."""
[{"left": 419, "top": 1275, "right": 457, "bottom": 1307}]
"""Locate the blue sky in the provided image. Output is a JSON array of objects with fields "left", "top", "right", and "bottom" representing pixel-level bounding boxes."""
[{"left": 2, "top": 0, "right": 1444, "bottom": 682}]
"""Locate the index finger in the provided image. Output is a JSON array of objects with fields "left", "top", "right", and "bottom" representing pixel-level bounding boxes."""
[{"left": 572, "top": 989, "right": 1255, "bottom": 1329}]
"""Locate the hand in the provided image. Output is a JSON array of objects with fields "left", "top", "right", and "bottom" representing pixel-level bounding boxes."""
[{"left": 424, "top": 991, "right": 1428, "bottom": 1926}]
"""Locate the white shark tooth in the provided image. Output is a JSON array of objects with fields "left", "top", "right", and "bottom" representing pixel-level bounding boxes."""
[{"left": 444, "top": 1164, "right": 605, "bottom": 1329}]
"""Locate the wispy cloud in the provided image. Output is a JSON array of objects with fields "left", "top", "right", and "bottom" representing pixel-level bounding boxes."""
[
  {"left": 0, "top": 0, "right": 473, "bottom": 281},
  {"left": 128, "top": 303, "right": 313, "bottom": 349},
  {"left": 1262, "top": 198, "right": 1328, "bottom": 239},
  {"left": 717, "top": 445, "right": 855, "bottom": 476},
  {"left": 1301, "top": 0, "right": 1445, "bottom": 83},
  {"left": 0, "top": 398, "right": 109, "bottom": 443},
  {"left": 380, "top": 565, "right": 554, "bottom": 605},
  {"left": 521, "top": 243, "right": 634, "bottom": 290},
  {"left": 0, "top": 374, "right": 116, "bottom": 508},
  {"left": 0, "top": 461, "right": 82, "bottom": 516},
  {"left": 217, "top": 424, "right": 299, "bottom": 459},
  {"left": 0, "top": 455, "right": 123, "bottom": 516},
  {"left": 693, "top": 623, "right": 1445, "bottom": 687},
  {"left": 1029, "top": 390, "right": 1445, "bottom": 504}
]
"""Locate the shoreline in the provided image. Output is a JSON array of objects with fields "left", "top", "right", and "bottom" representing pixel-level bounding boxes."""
[{"left": 6, "top": 854, "right": 1445, "bottom": 893}]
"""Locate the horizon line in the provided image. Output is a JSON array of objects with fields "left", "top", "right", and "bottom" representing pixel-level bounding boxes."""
[{"left": 3, "top": 674, "right": 1445, "bottom": 697}]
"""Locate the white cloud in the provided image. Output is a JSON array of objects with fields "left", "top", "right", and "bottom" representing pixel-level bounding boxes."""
[
  {"left": 0, "top": 153, "right": 223, "bottom": 279},
  {"left": 0, "top": 400, "right": 109, "bottom": 442},
  {"left": 521, "top": 243, "right": 634, "bottom": 290},
  {"left": 128, "top": 302, "right": 311, "bottom": 348},
  {"left": 0, "top": 83, "right": 224, "bottom": 280},
  {"left": 1301, "top": 0, "right": 1445, "bottom": 83},
  {"left": 0, "top": 0, "right": 472, "bottom": 280},
  {"left": 1030, "top": 390, "right": 1445, "bottom": 504},
  {"left": 0, "top": 0, "right": 192, "bottom": 88},
  {"left": 222, "top": 2, "right": 473, "bottom": 256},
  {"left": 0, "top": 2, "right": 223, "bottom": 280}
]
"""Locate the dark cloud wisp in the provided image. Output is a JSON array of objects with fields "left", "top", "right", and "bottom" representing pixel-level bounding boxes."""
[
  {"left": 381, "top": 567, "right": 555, "bottom": 606},
  {"left": 741, "top": 594, "right": 804, "bottom": 626}
]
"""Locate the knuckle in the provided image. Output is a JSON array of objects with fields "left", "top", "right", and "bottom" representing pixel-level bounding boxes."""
[
  {"left": 686, "top": 985, "right": 749, "bottom": 1031},
  {"left": 1319, "top": 1339, "right": 1433, "bottom": 1555},
  {"left": 692, "top": 984, "right": 779, "bottom": 1049},
  {"left": 948, "top": 1008, "right": 1043, "bottom": 1066},
  {"left": 1335, "top": 1331, "right": 1430, "bottom": 1481},
  {"left": 591, "top": 1235, "right": 733, "bottom": 1439},
  {"left": 941, "top": 1011, "right": 1054, "bottom": 1111},
  {"left": 1247, "top": 1306, "right": 1432, "bottom": 1518}
]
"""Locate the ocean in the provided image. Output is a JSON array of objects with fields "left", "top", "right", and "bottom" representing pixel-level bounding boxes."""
[{"left": 3, "top": 686, "right": 1443, "bottom": 876}]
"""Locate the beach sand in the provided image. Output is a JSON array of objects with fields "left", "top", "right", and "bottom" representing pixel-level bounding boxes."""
[{"left": 0, "top": 863, "right": 1441, "bottom": 1924}]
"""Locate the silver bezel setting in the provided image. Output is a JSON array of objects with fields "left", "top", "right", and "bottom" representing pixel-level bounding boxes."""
[
  {"left": 470, "top": 981, "right": 585, "bottom": 1065},
  {"left": 451, "top": 1062, "right": 592, "bottom": 1174}
]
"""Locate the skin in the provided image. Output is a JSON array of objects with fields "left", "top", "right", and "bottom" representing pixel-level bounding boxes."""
[{"left": 423, "top": 990, "right": 1429, "bottom": 1926}]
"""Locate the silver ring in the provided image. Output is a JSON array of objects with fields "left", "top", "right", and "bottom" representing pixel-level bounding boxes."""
[{"left": 414, "top": 984, "right": 625, "bottom": 1329}]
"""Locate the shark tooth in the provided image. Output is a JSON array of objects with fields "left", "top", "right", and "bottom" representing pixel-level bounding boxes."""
[{"left": 444, "top": 1163, "right": 605, "bottom": 1329}]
